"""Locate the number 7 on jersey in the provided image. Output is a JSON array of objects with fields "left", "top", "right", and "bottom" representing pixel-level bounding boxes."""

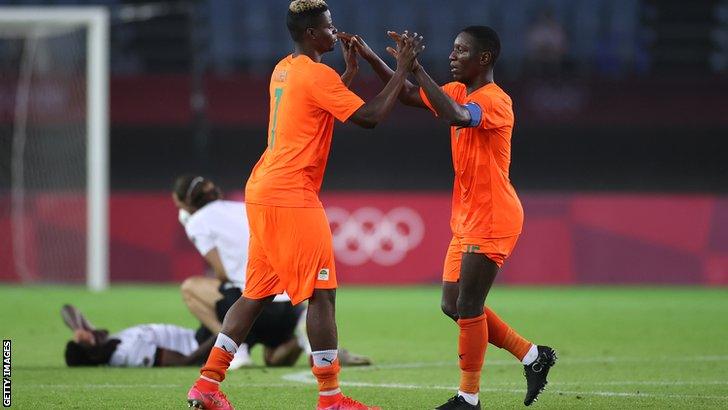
[{"left": 269, "top": 87, "right": 284, "bottom": 149}]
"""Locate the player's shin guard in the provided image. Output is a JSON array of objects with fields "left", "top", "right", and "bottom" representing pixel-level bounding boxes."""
[
  {"left": 457, "top": 313, "right": 488, "bottom": 395},
  {"left": 484, "top": 307, "right": 533, "bottom": 362},
  {"left": 199, "top": 333, "right": 237, "bottom": 386}
]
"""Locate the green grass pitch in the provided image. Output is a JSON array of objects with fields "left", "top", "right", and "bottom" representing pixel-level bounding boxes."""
[{"left": 3, "top": 285, "right": 728, "bottom": 409}]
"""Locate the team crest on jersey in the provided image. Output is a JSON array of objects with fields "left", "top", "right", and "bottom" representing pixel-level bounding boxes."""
[{"left": 317, "top": 268, "right": 330, "bottom": 281}]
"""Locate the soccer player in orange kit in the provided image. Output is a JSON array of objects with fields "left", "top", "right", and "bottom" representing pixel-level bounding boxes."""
[
  {"left": 354, "top": 27, "right": 557, "bottom": 408},
  {"left": 185, "top": 1, "right": 423, "bottom": 409}
]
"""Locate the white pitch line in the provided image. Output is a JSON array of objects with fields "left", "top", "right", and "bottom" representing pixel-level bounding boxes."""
[
  {"left": 282, "top": 371, "right": 728, "bottom": 400},
  {"left": 23, "top": 355, "right": 728, "bottom": 401},
  {"left": 282, "top": 355, "right": 728, "bottom": 402}
]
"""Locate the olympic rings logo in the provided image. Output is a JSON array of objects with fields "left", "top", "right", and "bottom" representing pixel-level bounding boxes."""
[{"left": 326, "top": 206, "right": 425, "bottom": 266}]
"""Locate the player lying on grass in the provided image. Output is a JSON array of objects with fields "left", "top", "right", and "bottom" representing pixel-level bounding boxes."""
[
  {"left": 353, "top": 28, "right": 557, "bottom": 408},
  {"left": 173, "top": 174, "right": 371, "bottom": 368},
  {"left": 62, "top": 303, "right": 368, "bottom": 368},
  {"left": 185, "top": 1, "right": 423, "bottom": 409},
  {"left": 62, "top": 304, "right": 213, "bottom": 367}
]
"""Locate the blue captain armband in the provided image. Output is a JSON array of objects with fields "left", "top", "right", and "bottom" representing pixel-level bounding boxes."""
[{"left": 462, "top": 102, "right": 482, "bottom": 127}]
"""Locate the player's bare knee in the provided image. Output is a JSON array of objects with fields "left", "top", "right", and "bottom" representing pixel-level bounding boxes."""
[
  {"left": 441, "top": 300, "right": 458, "bottom": 320},
  {"left": 456, "top": 298, "right": 484, "bottom": 319},
  {"left": 180, "top": 277, "right": 196, "bottom": 298}
]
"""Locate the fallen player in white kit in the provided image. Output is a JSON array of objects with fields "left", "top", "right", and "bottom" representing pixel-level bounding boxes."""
[{"left": 62, "top": 304, "right": 212, "bottom": 367}]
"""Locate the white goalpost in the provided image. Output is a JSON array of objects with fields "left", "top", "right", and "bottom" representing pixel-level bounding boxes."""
[{"left": 0, "top": 7, "right": 109, "bottom": 291}]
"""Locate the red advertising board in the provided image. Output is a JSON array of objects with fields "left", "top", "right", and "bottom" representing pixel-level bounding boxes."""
[{"left": 1, "top": 192, "right": 727, "bottom": 286}]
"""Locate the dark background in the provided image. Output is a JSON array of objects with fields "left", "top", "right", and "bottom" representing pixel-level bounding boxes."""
[{"left": 1, "top": 0, "right": 727, "bottom": 193}]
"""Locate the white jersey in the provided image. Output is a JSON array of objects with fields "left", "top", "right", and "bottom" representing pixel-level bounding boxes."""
[
  {"left": 185, "top": 200, "right": 289, "bottom": 302},
  {"left": 108, "top": 324, "right": 198, "bottom": 367},
  {"left": 185, "top": 200, "right": 249, "bottom": 288}
]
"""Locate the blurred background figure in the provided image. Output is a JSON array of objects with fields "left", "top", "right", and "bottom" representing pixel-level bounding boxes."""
[{"left": 525, "top": 8, "right": 569, "bottom": 78}]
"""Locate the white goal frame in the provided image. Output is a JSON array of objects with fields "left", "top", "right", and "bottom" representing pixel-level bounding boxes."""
[{"left": 0, "top": 7, "right": 110, "bottom": 291}]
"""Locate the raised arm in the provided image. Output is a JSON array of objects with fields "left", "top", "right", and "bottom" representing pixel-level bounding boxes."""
[
  {"left": 413, "top": 64, "right": 472, "bottom": 127},
  {"left": 347, "top": 32, "right": 425, "bottom": 128},
  {"left": 349, "top": 32, "right": 425, "bottom": 108},
  {"left": 61, "top": 304, "right": 95, "bottom": 331},
  {"left": 339, "top": 34, "right": 359, "bottom": 87}
]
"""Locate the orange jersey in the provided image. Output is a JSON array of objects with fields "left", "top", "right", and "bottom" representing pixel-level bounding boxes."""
[
  {"left": 245, "top": 55, "right": 365, "bottom": 208},
  {"left": 420, "top": 82, "right": 523, "bottom": 238}
]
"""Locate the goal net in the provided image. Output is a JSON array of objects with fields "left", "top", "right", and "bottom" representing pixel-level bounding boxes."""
[{"left": 0, "top": 7, "right": 109, "bottom": 290}]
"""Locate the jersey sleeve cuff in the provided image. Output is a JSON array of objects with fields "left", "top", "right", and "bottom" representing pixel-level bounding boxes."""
[
  {"left": 419, "top": 87, "right": 438, "bottom": 115},
  {"left": 338, "top": 99, "right": 365, "bottom": 123}
]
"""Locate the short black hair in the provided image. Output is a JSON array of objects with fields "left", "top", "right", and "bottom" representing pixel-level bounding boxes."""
[
  {"left": 286, "top": 0, "right": 329, "bottom": 42},
  {"left": 461, "top": 26, "right": 501, "bottom": 65},
  {"left": 64, "top": 339, "right": 120, "bottom": 367},
  {"left": 173, "top": 174, "right": 221, "bottom": 210}
]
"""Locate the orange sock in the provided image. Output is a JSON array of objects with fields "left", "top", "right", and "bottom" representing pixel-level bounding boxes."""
[
  {"left": 485, "top": 306, "right": 532, "bottom": 361},
  {"left": 457, "top": 313, "right": 488, "bottom": 394},
  {"left": 198, "top": 346, "right": 234, "bottom": 389},
  {"left": 313, "top": 358, "right": 342, "bottom": 407}
]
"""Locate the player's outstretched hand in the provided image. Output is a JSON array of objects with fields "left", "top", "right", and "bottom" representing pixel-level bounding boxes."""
[
  {"left": 389, "top": 30, "right": 424, "bottom": 72},
  {"left": 350, "top": 34, "right": 378, "bottom": 62},
  {"left": 386, "top": 30, "right": 404, "bottom": 56},
  {"left": 338, "top": 32, "right": 359, "bottom": 72},
  {"left": 387, "top": 30, "right": 425, "bottom": 71}
]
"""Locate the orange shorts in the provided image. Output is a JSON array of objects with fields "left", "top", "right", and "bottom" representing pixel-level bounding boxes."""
[
  {"left": 244, "top": 203, "right": 337, "bottom": 305},
  {"left": 442, "top": 235, "right": 520, "bottom": 282}
]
